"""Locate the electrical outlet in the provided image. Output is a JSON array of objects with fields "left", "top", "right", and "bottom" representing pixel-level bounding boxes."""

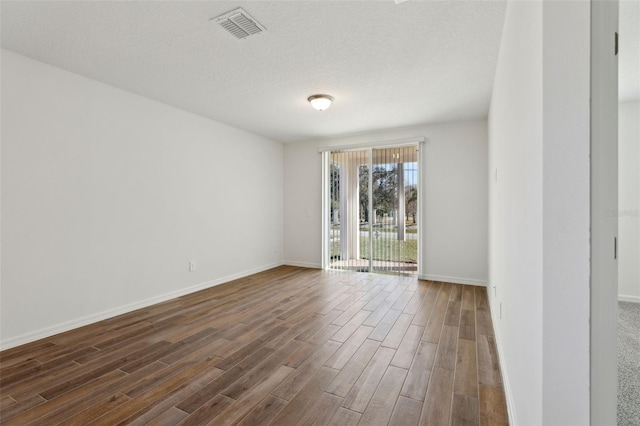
[{"left": 189, "top": 260, "right": 196, "bottom": 272}]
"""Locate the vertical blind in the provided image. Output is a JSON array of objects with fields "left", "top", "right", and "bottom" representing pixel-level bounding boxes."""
[{"left": 327, "top": 145, "right": 418, "bottom": 275}]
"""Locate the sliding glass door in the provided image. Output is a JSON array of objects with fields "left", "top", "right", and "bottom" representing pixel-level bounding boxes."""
[{"left": 324, "top": 145, "right": 418, "bottom": 275}]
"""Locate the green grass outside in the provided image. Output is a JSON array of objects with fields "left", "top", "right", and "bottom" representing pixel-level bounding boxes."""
[
  {"left": 331, "top": 225, "right": 418, "bottom": 234},
  {"left": 330, "top": 236, "right": 417, "bottom": 263}
]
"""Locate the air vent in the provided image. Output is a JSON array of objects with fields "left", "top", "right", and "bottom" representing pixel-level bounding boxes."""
[{"left": 212, "top": 8, "right": 266, "bottom": 40}]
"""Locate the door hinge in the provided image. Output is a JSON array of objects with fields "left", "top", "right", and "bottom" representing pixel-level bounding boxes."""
[
  {"left": 615, "top": 32, "right": 618, "bottom": 55},
  {"left": 614, "top": 237, "right": 617, "bottom": 260}
]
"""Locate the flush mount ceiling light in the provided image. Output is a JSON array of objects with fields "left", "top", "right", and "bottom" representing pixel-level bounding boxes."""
[{"left": 308, "top": 94, "right": 334, "bottom": 111}]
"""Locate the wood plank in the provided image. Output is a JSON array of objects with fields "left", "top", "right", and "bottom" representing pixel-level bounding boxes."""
[
  {"left": 178, "top": 394, "right": 234, "bottom": 426},
  {"left": 359, "top": 365, "right": 407, "bottom": 425},
  {"left": 0, "top": 341, "right": 56, "bottom": 365},
  {"left": 33, "top": 344, "right": 99, "bottom": 365},
  {"left": 460, "top": 308, "right": 477, "bottom": 341},
  {"left": 381, "top": 312, "right": 413, "bottom": 349},
  {"left": 235, "top": 395, "right": 287, "bottom": 426},
  {"left": 0, "top": 395, "right": 17, "bottom": 410},
  {"left": 411, "top": 281, "right": 441, "bottom": 326},
  {"left": 302, "top": 392, "right": 344, "bottom": 426},
  {"left": 332, "top": 300, "right": 368, "bottom": 327},
  {"left": 330, "top": 310, "right": 371, "bottom": 343},
  {"left": 342, "top": 346, "right": 395, "bottom": 413},
  {"left": 391, "top": 324, "right": 424, "bottom": 369},
  {"left": 58, "top": 392, "right": 131, "bottom": 426},
  {"left": 221, "top": 339, "right": 303, "bottom": 400},
  {"left": 122, "top": 356, "right": 216, "bottom": 399},
  {"left": 391, "top": 290, "right": 415, "bottom": 311},
  {"left": 419, "top": 367, "right": 454, "bottom": 425},
  {"left": 434, "top": 325, "right": 459, "bottom": 371},
  {"left": 34, "top": 361, "right": 165, "bottom": 425},
  {"left": 147, "top": 407, "right": 189, "bottom": 425},
  {"left": 265, "top": 313, "right": 321, "bottom": 350},
  {"left": 462, "top": 285, "right": 475, "bottom": 310},
  {"left": 389, "top": 395, "right": 423, "bottom": 426},
  {"left": 451, "top": 394, "right": 480, "bottom": 426},
  {"left": 175, "top": 346, "right": 273, "bottom": 413},
  {"left": 268, "top": 366, "right": 339, "bottom": 426},
  {"left": 368, "top": 308, "right": 402, "bottom": 341},
  {"left": 402, "top": 285, "right": 429, "bottom": 315},
  {"left": 213, "top": 320, "right": 281, "bottom": 358},
  {"left": 326, "top": 339, "right": 379, "bottom": 397},
  {"left": 362, "top": 300, "right": 394, "bottom": 327},
  {"left": 294, "top": 310, "right": 342, "bottom": 342},
  {"left": 86, "top": 358, "right": 222, "bottom": 425},
  {"left": 363, "top": 290, "right": 392, "bottom": 311},
  {"left": 271, "top": 339, "right": 341, "bottom": 401},
  {"left": 213, "top": 326, "right": 287, "bottom": 370},
  {"left": 475, "top": 287, "right": 494, "bottom": 336},
  {"left": 126, "top": 362, "right": 229, "bottom": 425},
  {"left": 455, "top": 338, "right": 479, "bottom": 397},
  {"left": 159, "top": 328, "right": 221, "bottom": 364},
  {"left": 0, "top": 394, "right": 46, "bottom": 422},
  {"left": 421, "top": 284, "right": 451, "bottom": 342},
  {"left": 400, "top": 341, "right": 437, "bottom": 401},
  {"left": 2, "top": 369, "right": 127, "bottom": 425},
  {"left": 327, "top": 407, "right": 361, "bottom": 425},
  {"left": 325, "top": 325, "right": 373, "bottom": 370},
  {"left": 477, "top": 334, "right": 503, "bottom": 387},
  {"left": 479, "top": 384, "right": 509, "bottom": 426}
]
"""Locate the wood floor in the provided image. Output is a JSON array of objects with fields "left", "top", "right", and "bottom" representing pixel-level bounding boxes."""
[{"left": 0, "top": 266, "right": 508, "bottom": 425}]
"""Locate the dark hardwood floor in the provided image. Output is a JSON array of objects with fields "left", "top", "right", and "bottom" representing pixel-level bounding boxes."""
[{"left": 0, "top": 266, "right": 508, "bottom": 425}]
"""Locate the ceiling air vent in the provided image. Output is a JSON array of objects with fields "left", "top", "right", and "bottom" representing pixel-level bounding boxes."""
[{"left": 212, "top": 8, "right": 266, "bottom": 40}]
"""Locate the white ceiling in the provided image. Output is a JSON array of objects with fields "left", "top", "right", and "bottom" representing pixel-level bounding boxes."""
[
  {"left": 1, "top": 1, "right": 637, "bottom": 143},
  {"left": 1, "top": 0, "right": 508, "bottom": 143}
]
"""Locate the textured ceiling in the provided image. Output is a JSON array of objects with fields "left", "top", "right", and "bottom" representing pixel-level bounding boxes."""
[
  {"left": 620, "top": 0, "right": 640, "bottom": 102},
  {"left": 1, "top": 0, "right": 510, "bottom": 143},
  {"left": 2, "top": 1, "right": 638, "bottom": 143}
]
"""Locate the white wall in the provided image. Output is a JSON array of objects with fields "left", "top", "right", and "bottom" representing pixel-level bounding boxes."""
[
  {"left": 541, "top": 2, "right": 591, "bottom": 424},
  {"left": 488, "top": 2, "right": 543, "bottom": 424},
  {"left": 489, "top": 1, "right": 591, "bottom": 424},
  {"left": 619, "top": 100, "right": 640, "bottom": 302},
  {"left": 0, "top": 50, "right": 284, "bottom": 349},
  {"left": 284, "top": 120, "right": 488, "bottom": 286},
  {"left": 590, "top": 1, "right": 619, "bottom": 423}
]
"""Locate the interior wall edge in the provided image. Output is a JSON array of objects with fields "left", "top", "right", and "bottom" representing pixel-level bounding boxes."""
[{"left": 0, "top": 261, "right": 284, "bottom": 351}]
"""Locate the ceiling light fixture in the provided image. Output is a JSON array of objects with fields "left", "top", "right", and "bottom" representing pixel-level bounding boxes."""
[{"left": 308, "top": 94, "right": 334, "bottom": 111}]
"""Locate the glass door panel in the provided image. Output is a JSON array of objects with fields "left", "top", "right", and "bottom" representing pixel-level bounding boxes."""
[
  {"left": 327, "top": 145, "right": 418, "bottom": 275},
  {"left": 328, "top": 150, "right": 370, "bottom": 272},
  {"left": 371, "top": 146, "right": 418, "bottom": 274}
]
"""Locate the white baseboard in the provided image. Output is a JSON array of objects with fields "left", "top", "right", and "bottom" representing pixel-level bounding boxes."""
[
  {"left": 0, "top": 262, "right": 283, "bottom": 351},
  {"left": 619, "top": 294, "right": 640, "bottom": 303},
  {"left": 487, "top": 296, "right": 517, "bottom": 426},
  {"left": 283, "top": 260, "right": 322, "bottom": 269},
  {"left": 418, "top": 274, "right": 487, "bottom": 287}
]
